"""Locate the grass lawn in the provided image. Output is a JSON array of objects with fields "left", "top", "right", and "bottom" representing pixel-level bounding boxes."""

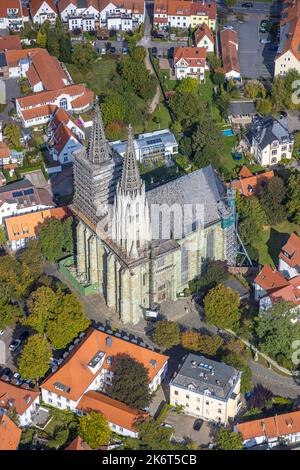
[
  {"left": 66, "top": 57, "right": 117, "bottom": 95},
  {"left": 136, "top": 100, "right": 172, "bottom": 135},
  {"left": 253, "top": 220, "right": 300, "bottom": 267}
]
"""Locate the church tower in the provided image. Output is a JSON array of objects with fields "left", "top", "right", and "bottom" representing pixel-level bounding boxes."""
[
  {"left": 112, "top": 125, "right": 151, "bottom": 258},
  {"left": 73, "top": 101, "right": 122, "bottom": 225}
]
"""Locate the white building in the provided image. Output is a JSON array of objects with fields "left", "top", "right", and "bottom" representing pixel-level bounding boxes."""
[
  {"left": 194, "top": 23, "right": 214, "bottom": 52},
  {"left": 279, "top": 232, "right": 300, "bottom": 279},
  {"left": 174, "top": 46, "right": 207, "bottom": 81},
  {"left": 41, "top": 327, "right": 168, "bottom": 435},
  {"left": 30, "top": 0, "right": 58, "bottom": 25},
  {"left": 170, "top": 353, "right": 242, "bottom": 425},
  {"left": 274, "top": 0, "right": 300, "bottom": 77},
  {"left": 0, "top": 381, "right": 40, "bottom": 427},
  {"left": 0, "top": 0, "right": 26, "bottom": 31},
  {"left": 247, "top": 115, "right": 294, "bottom": 166}
]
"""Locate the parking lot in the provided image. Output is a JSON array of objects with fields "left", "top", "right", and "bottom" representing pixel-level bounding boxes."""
[
  {"left": 0, "top": 325, "right": 31, "bottom": 376},
  {"left": 164, "top": 411, "right": 213, "bottom": 447},
  {"left": 227, "top": 14, "right": 278, "bottom": 79}
]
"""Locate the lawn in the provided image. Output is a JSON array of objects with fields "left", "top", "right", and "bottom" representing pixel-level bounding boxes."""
[
  {"left": 136, "top": 100, "right": 172, "bottom": 135},
  {"left": 66, "top": 57, "right": 117, "bottom": 95},
  {"left": 253, "top": 220, "right": 300, "bottom": 267}
]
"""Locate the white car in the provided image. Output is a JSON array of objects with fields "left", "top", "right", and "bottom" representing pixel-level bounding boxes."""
[
  {"left": 0, "top": 329, "right": 5, "bottom": 336},
  {"left": 260, "top": 38, "right": 271, "bottom": 44},
  {"left": 223, "top": 25, "right": 234, "bottom": 30},
  {"left": 9, "top": 339, "right": 21, "bottom": 352}
]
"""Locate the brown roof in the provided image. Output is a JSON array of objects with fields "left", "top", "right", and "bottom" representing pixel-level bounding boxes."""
[
  {"left": 0, "top": 0, "right": 22, "bottom": 18},
  {"left": 26, "top": 49, "right": 68, "bottom": 91},
  {"left": 0, "top": 380, "right": 39, "bottom": 416},
  {"left": 190, "top": 1, "right": 216, "bottom": 20},
  {"left": 254, "top": 265, "right": 289, "bottom": 293},
  {"left": 65, "top": 436, "right": 92, "bottom": 450},
  {"left": 230, "top": 169, "right": 275, "bottom": 197},
  {"left": 17, "top": 84, "right": 92, "bottom": 109},
  {"left": 220, "top": 29, "right": 240, "bottom": 74},
  {"left": 5, "top": 48, "right": 42, "bottom": 68},
  {"left": 237, "top": 410, "right": 300, "bottom": 441},
  {"left": 30, "top": 0, "right": 57, "bottom": 17},
  {"left": 239, "top": 165, "right": 253, "bottom": 178},
  {"left": 174, "top": 46, "right": 206, "bottom": 67},
  {"left": 0, "top": 142, "right": 10, "bottom": 159},
  {"left": 77, "top": 391, "right": 148, "bottom": 432},
  {"left": 194, "top": 23, "right": 215, "bottom": 47},
  {"left": 0, "top": 35, "right": 21, "bottom": 52},
  {"left": 167, "top": 0, "right": 191, "bottom": 16},
  {"left": 154, "top": 0, "right": 168, "bottom": 14},
  {"left": 21, "top": 104, "right": 58, "bottom": 122},
  {"left": 279, "top": 232, "right": 300, "bottom": 268},
  {"left": 42, "top": 327, "right": 168, "bottom": 402},
  {"left": 0, "top": 413, "right": 21, "bottom": 451},
  {"left": 52, "top": 121, "right": 80, "bottom": 154}
]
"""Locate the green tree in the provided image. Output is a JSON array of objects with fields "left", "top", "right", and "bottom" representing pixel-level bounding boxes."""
[
  {"left": 78, "top": 412, "right": 111, "bottom": 449},
  {"left": 238, "top": 196, "right": 267, "bottom": 246},
  {"left": 36, "top": 28, "right": 47, "bottom": 48},
  {"left": 137, "top": 420, "right": 174, "bottom": 450},
  {"left": 271, "top": 69, "right": 300, "bottom": 110},
  {"left": 72, "top": 43, "right": 96, "bottom": 68},
  {"left": 181, "top": 330, "right": 201, "bottom": 351},
  {"left": 206, "top": 52, "right": 221, "bottom": 70},
  {"left": 286, "top": 172, "right": 300, "bottom": 223},
  {"left": 244, "top": 80, "right": 266, "bottom": 99},
  {"left": 19, "top": 240, "right": 43, "bottom": 280},
  {"left": 256, "top": 300, "right": 300, "bottom": 367},
  {"left": 18, "top": 334, "right": 51, "bottom": 381},
  {"left": 224, "top": 0, "right": 237, "bottom": 6},
  {"left": 101, "top": 92, "right": 126, "bottom": 126},
  {"left": 216, "top": 428, "right": 243, "bottom": 450},
  {"left": 176, "top": 77, "right": 199, "bottom": 94},
  {"left": 59, "top": 35, "right": 73, "bottom": 63},
  {"left": 256, "top": 98, "right": 272, "bottom": 115},
  {"left": 107, "top": 354, "right": 151, "bottom": 410},
  {"left": 152, "top": 321, "right": 180, "bottom": 349},
  {"left": 0, "top": 302, "right": 21, "bottom": 330},
  {"left": 3, "top": 123, "right": 21, "bottom": 150},
  {"left": 259, "top": 176, "right": 286, "bottom": 225},
  {"left": 0, "top": 255, "right": 33, "bottom": 302},
  {"left": 38, "top": 217, "right": 73, "bottom": 262},
  {"left": 130, "top": 46, "right": 146, "bottom": 62},
  {"left": 212, "top": 72, "right": 225, "bottom": 87},
  {"left": 46, "top": 29, "right": 60, "bottom": 57},
  {"left": 0, "top": 226, "right": 6, "bottom": 245},
  {"left": 197, "top": 334, "right": 224, "bottom": 356},
  {"left": 204, "top": 284, "right": 241, "bottom": 330},
  {"left": 189, "top": 260, "right": 229, "bottom": 294},
  {"left": 223, "top": 352, "right": 253, "bottom": 393}
]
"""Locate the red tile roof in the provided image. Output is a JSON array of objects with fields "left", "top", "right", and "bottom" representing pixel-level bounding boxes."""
[
  {"left": 174, "top": 46, "right": 206, "bottom": 67},
  {"left": 254, "top": 265, "right": 289, "bottom": 293},
  {"left": 236, "top": 410, "right": 300, "bottom": 441},
  {"left": 154, "top": 0, "right": 168, "bottom": 14},
  {"left": 230, "top": 169, "right": 275, "bottom": 197},
  {"left": 279, "top": 232, "right": 300, "bottom": 268},
  {"left": 42, "top": 327, "right": 168, "bottom": 402},
  {"left": 26, "top": 49, "right": 68, "bottom": 91},
  {"left": 239, "top": 165, "right": 253, "bottom": 178},
  {"left": 30, "top": 0, "right": 57, "bottom": 17},
  {"left": 5, "top": 48, "right": 42, "bottom": 67},
  {"left": 21, "top": 104, "right": 58, "bottom": 122},
  {"left": 0, "top": 0, "right": 22, "bottom": 18},
  {"left": 0, "top": 412, "right": 21, "bottom": 451},
  {"left": 0, "top": 380, "right": 39, "bottom": 416},
  {"left": 17, "top": 84, "right": 93, "bottom": 110},
  {"left": 190, "top": 1, "right": 216, "bottom": 20},
  {"left": 65, "top": 436, "right": 92, "bottom": 450},
  {"left": 77, "top": 391, "right": 148, "bottom": 432},
  {"left": 0, "top": 35, "right": 21, "bottom": 52},
  {"left": 168, "top": 0, "right": 192, "bottom": 16},
  {"left": 0, "top": 142, "right": 10, "bottom": 159},
  {"left": 52, "top": 121, "right": 80, "bottom": 154},
  {"left": 194, "top": 23, "right": 215, "bottom": 47},
  {"left": 220, "top": 29, "right": 240, "bottom": 74}
]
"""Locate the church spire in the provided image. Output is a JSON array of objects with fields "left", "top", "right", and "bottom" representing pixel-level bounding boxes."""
[
  {"left": 87, "top": 100, "right": 111, "bottom": 165},
  {"left": 120, "top": 124, "right": 141, "bottom": 194}
]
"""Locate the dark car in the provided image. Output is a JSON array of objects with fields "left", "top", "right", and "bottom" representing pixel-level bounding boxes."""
[
  {"left": 242, "top": 2, "right": 253, "bottom": 6},
  {"left": 19, "top": 331, "right": 29, "bottom": 342},
  {"left": 151, "top": 47, "right": 158, "bottom": 58},
  {"left": 1, "top": 367, "right": 12, "bottom": 380},
  {"left": 110, "top": 46, "right": 116, "bottom": 54},
  {"left": 193, "top": 419, "right": 203, "bottom": 431}
]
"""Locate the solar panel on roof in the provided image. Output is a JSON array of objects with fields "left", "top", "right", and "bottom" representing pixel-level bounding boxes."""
[{"left": 146, "top": 138, "right": 162, "bottom": 145}]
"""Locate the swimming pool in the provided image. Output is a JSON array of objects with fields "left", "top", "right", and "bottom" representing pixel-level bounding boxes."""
[{"left": 222, "top": 129, "right": 234, "bottom": 136}]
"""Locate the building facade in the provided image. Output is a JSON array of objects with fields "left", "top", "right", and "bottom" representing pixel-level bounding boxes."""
[
  {"left": 169, "top": 353, "right": 242, "bottom": 424},
  {"left": 66, "top": 103, "right": 236, "bottom": 324}
]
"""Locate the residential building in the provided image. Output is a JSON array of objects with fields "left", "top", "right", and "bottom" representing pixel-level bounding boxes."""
[
  {"left": 0, "top": 411, "right": 21, "bottom": 451},
  {"left": 0, "top": 171, "right": 6, "bottom": 187},
  {"left": 279, "top": 232, "right": 300, "bottom": 279},
  {"left": 174, "top": 46, "right": 207, "bottom": 81},
  {"left": 0, "top": 0, "right": 26, "bottom": 31},
  {"left": 0, "top": 34, "right": 21, "bottom": 52},
  {"left": 0, "top": 140, "right": 10, "bottom": 168},
  {"left": 228, "top": 101, "right": 256, "bottom": 129},
  {"left": 65, "top": 436, "right": 92, "bottom": 450},
  {"left": 30, "top": 0, "right": 58, "bottom": 24},
  {"left": 194, "top": 23, "right": 214, "bottom": 52},
  {"left": 190, "top": 1, "right": 216, "bottom": 30},
  {"left": 254, "top": 264, "right": 300, "bottom": 314},
  {"left": 235, "top": 410, "right": 300, "bottom": 448},
  {"left": 111, "top": 128, "right": 178, "bottom": 164},
  {"left": 166, "top": 0, "right": 191, "bottom": 29},
  {"left": 68, "top": 103, "right": 237, "bottom": 324},
  {"left": 16, "top": 84, "right": 94, "bottom": 127},
  {"left": 153, "top": 0, "right": 168, "bottom": 29},
  {"left": 0, "top": 177, "right": 53, "bottom": 225},
  {"left": 4, "top": 206, "right": 71, "bottom": 250},
  {"left": 77, "top": 390, "right": 147, "bottom": 438},
  {"left": 47, "top": 107, "right": 85, "bottom": 165},
  {"left": 41, "top": 327, "right": 168, "bottom": 421},
  {"left": 246, "top": 115, "right": 294, "bottom": 166},
  {"left": 169, "top": 353, "right": 242, "bottom": 425},
  {"left": 274, "top": 0, "right": 300, "bottom": 76},
  {"left": 0, "top": 380, "right": 40, "bottom": 427},
  {"left": 229, "top": 166, "right": 274, "bottom": 197},
  {"left": 220, "top": 29, "right": 240, "bottom": 80}
]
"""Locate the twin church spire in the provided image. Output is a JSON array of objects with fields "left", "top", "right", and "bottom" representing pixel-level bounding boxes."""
[
  {"left": 120, "top": 124, "right": 142, "bottom": 194},
  {"left": 87, "top": 100, "right": 111, "bottom": 165}
]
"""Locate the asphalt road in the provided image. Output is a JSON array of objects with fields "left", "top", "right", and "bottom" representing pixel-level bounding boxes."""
[{"left": 218, "top": 1, "right": 280, "bottom": 15}]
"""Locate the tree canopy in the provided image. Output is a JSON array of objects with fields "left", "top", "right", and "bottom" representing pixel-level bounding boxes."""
[
  {"left": 107, "top": 354, "right": 151, "bottom": 410},
  {"left": 204, "top": 284, "right": 241, "bottom": 330},
  {"left": 38, "top": 217, "right": 74, "bottom": 262},
  {"left": 152, "top": 321, "right": 181, "bottom": 349},
  {"left": 259, "top": 176, "right": 286, "bottom": 225},
  {"left": 216, "top": 428, "right": 243, "bottom": 450},
  {"left": 78, "top": 412, "right": 111, "bottom": 449},
  {"left": 18, "top": 334, "right": 51, "bottom": 381}
]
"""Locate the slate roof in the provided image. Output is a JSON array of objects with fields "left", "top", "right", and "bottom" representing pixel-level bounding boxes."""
[
  {"left": 171, "top": 353, "right": 241, "bottom": 401},
  {"left": 251, "top": 115, "right": 293, "bottom": 148},
  {"left": 228, "top": 101, "right": 256, "bottom": 116}
]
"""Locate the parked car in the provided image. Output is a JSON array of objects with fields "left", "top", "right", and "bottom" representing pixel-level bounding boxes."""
[
  {"left": 12, "top": 372, "right": 22, "bottom": 385},
  {"left": 110, "top": 46, "right": 116, "bottom": 54},
  {"left": 160, "top": 423, "right": 174, "bottom": 428},
  {"left": 9, "top": 339, "right": 21, "bottom": 352},
  {"left": 0, "top": 329, "right": 5, "bottom": 336},
  {"left": 260, "top": 38, "right": 271, "bottom": 44},
  {"left": 259, "top": 27, "right": 267, "bottom": 33},
  {"left": 223, "top": 25, "right": 233, "bottom": 30},
  {"left": 19, "top": 331, "right": 29, "bottom": 342},
  {"left": 101, "top": 47, "right": 106, "bottom": 55},
  {"left": 242, "top": 2, "right": 253, "bottom": 7},
  {"left": 151, "top": 47, "right": 158, "bottom": 58},
  {"left": 122, "top": 47, "right": 128, "bottom": 55},
  {"left": 260, "top": 20, "right": 268, "bottom": 28},
  {"left": 193, "top": 419, "right": 203, "bottom": 431},
  {"left": 0, "top": 367, "right": 12, "bottom": 379}
]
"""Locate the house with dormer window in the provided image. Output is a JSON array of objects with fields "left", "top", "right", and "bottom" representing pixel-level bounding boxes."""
[
  {"left": 174, "top": 46, "right": 207, "bottom": 81},
  {"left": 0, "top": 380, "right": 40, "bottom": 427}
]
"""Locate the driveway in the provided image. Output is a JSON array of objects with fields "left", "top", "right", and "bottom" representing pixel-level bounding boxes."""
[
  {"left": 164, "top": 411, "right": 213, "bottom": 447},
  {"left": 0, "top": 324, "right": 31, "bottom": 372},
  {"left": 0, "top": 78, "right": 20, "bottom": 124}
]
